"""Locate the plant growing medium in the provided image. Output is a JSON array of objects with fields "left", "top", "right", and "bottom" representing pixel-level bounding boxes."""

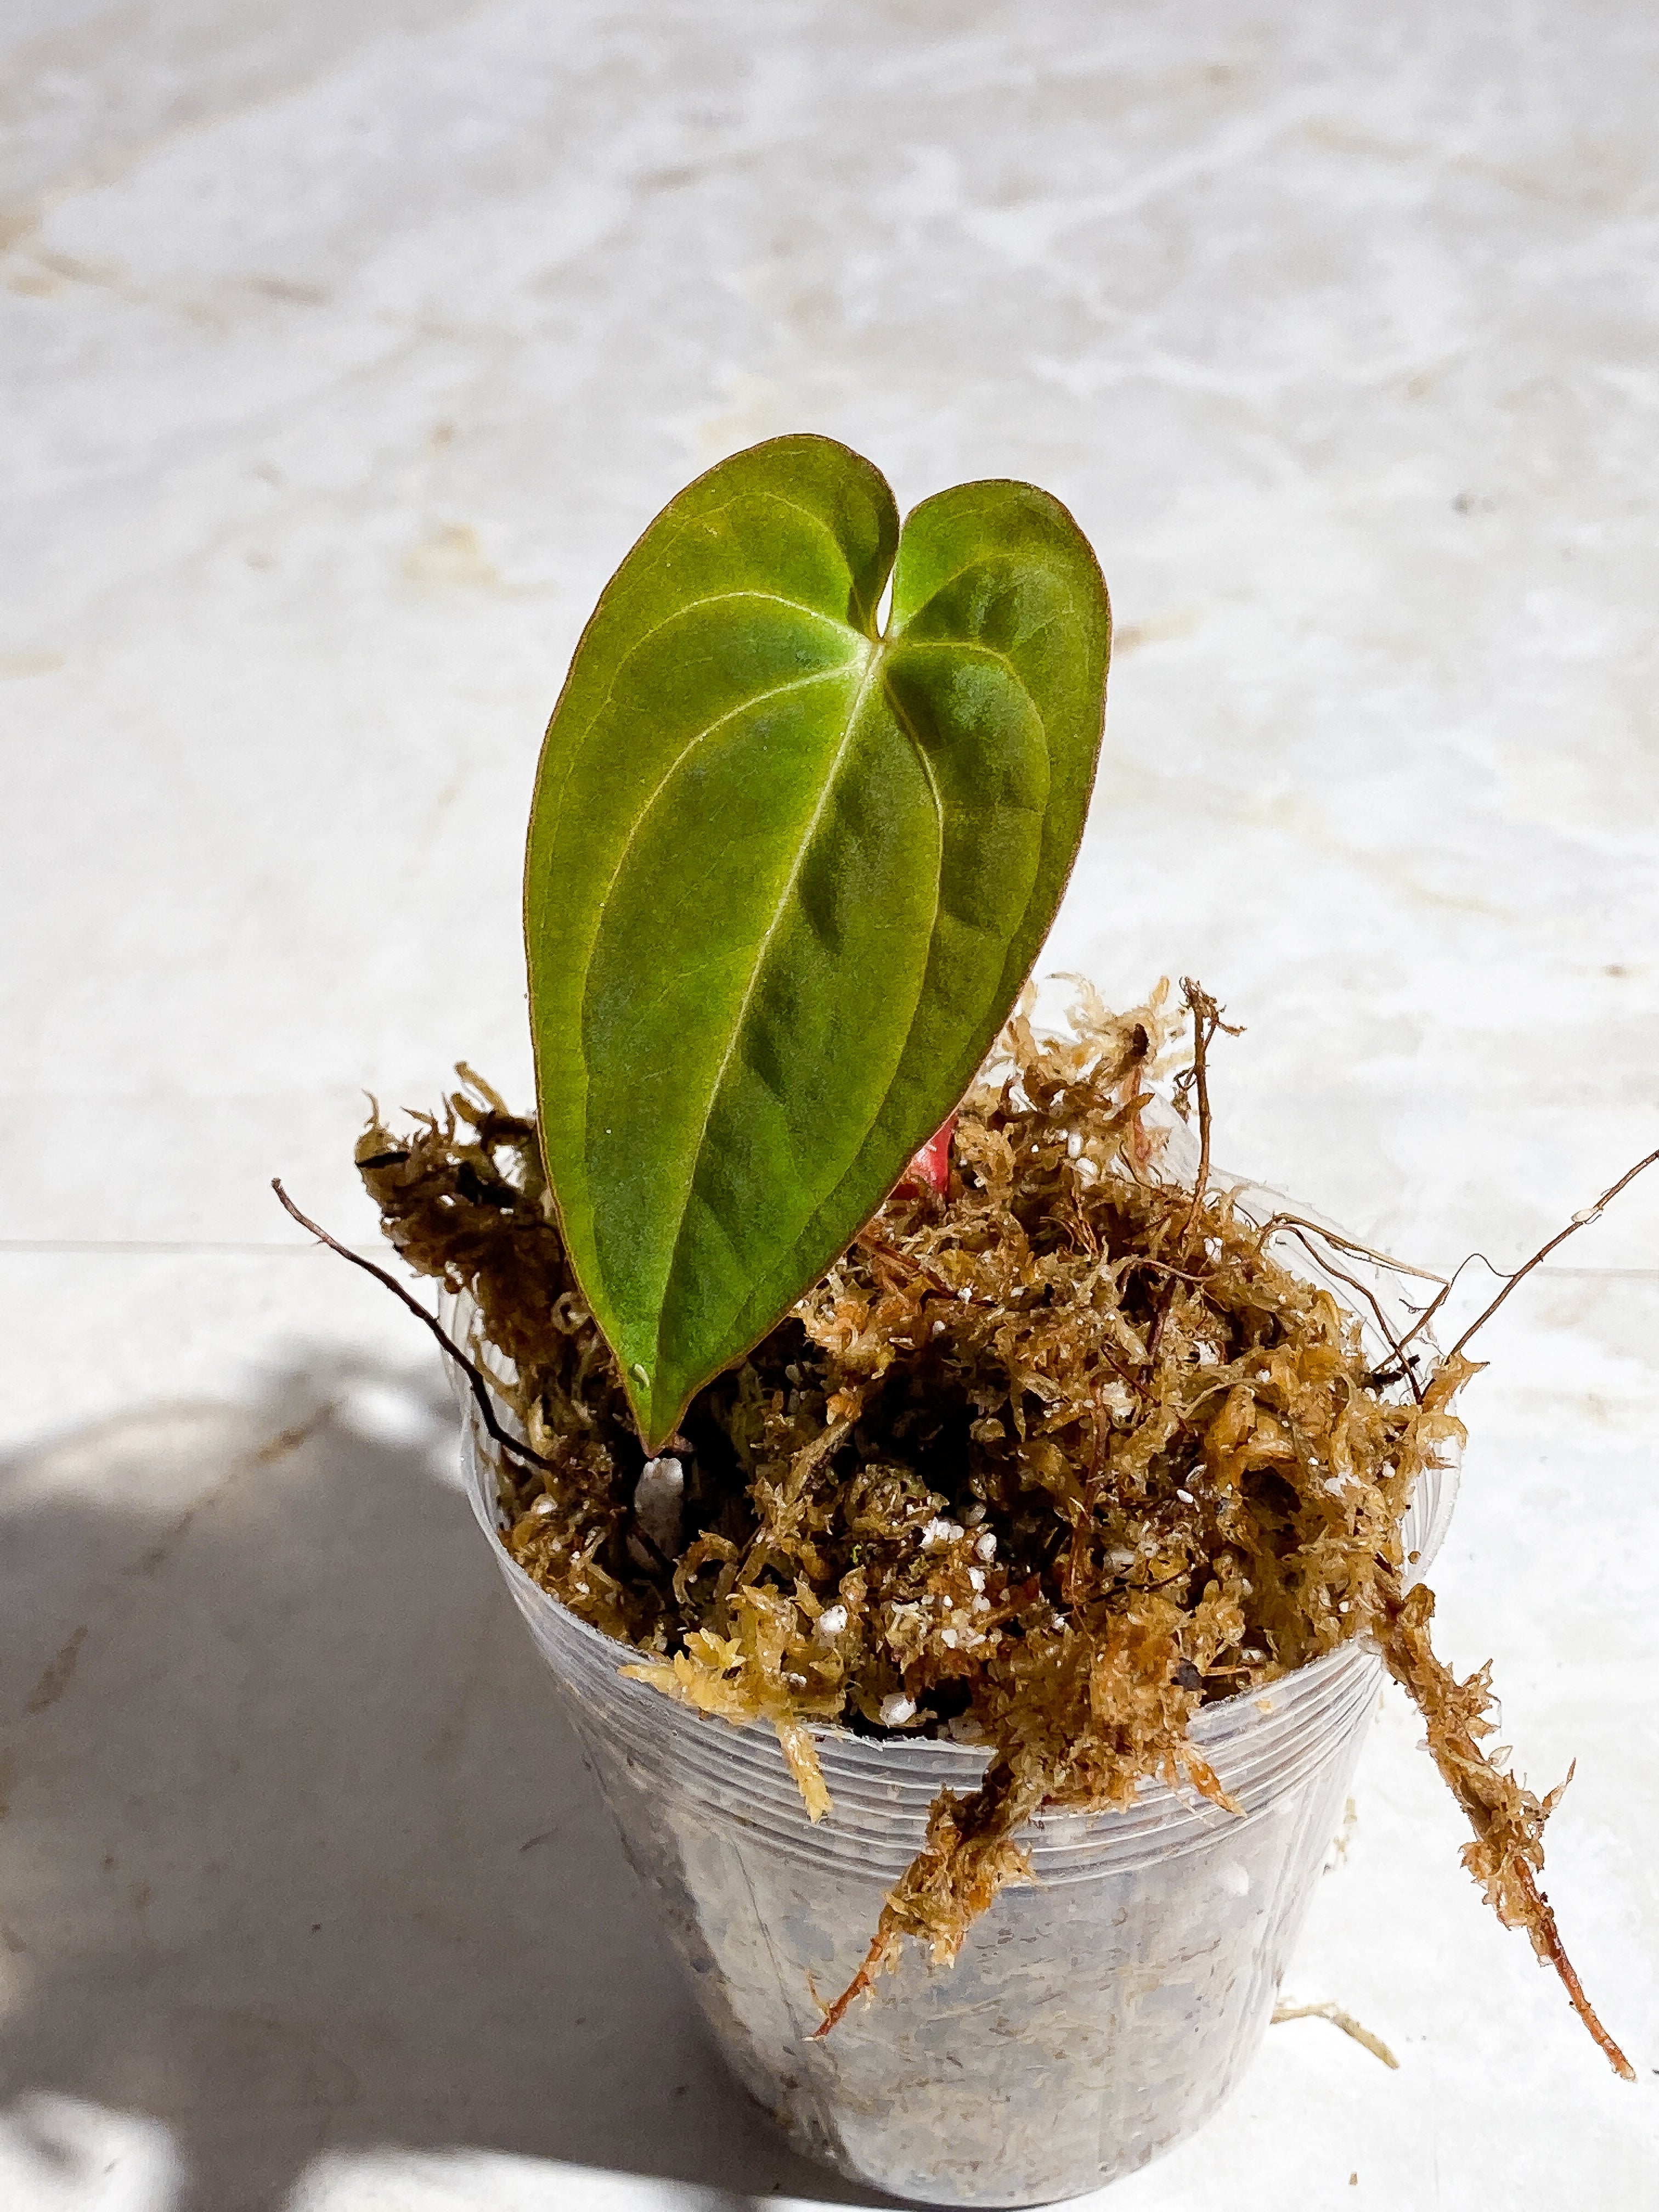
[{"left": 286, "top": 435, "right": 1641, "bottom": 2087}]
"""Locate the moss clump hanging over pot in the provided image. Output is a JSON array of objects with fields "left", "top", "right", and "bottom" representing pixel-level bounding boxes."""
[{"left": 347, "top": 981, "right": 1628, "bottom": 2066}]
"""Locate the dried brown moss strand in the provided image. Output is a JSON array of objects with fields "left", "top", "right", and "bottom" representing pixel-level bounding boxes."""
[
  {"left": 814, "top": 1766, "right": 1034, "bottom": 2036},
  {"left": 269, "top": 1178, "right": 560, "bottom": 1475},
  {"left": 1374, "top": 1567, "right": 1634, "bottom": 2081},
  {"left": 1146, "top": 979, "right": 1220, "bottom": 1371},
  {"left": 1271, "top": 2001, "right": 1399, "bottom": 2070},
  {"left": 1254, "top": 1215, "right": 1448, "bottom": 1285}
]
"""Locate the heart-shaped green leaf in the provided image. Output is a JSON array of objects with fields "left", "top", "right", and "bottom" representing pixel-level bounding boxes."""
[{"left": 526, "top": 434, "right": 1109, "bottom": 1448}]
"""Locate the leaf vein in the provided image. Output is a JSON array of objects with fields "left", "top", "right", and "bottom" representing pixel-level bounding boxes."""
[
  {"left": 561, "top": 588, "right": 857, "bottom": 780},
  {"left": 580, "top": 661, "right": 860, "bottom": 1039}
]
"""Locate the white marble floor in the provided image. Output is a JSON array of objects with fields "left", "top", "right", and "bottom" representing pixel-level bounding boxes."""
[{"left": 3, "top": 3, "right": 1657, "bottom": 2207}]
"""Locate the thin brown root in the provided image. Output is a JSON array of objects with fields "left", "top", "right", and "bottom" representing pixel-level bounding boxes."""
[
  {"left": 1446, "top": 1145, "right": 1659, "bottom": 1363},
  {"left": 1273, "top": 1223, "right": 1425, "bottom": 1404},
  {"left": 1510, "top": 1858, "right": 1636, "bottom": 2083},
  {"left": 1272, "top": 2001, "right": 1399, "bottom": 2070},
  {"left": 1374, "top": 1569, "right": 1635, "bottom": 2082},
  {"left": 1253, "top": 1215, "right": 1448, "bottom": 1285},
  {"left": 811, "top": 1925, "right": 896, "bottom": 2039},
  {"left": 1397, "top": 1144, "right": 1659, "bottom": 1364},
  {"left": 270, "top": 1179, "right": 558, "bottom": 1477}
]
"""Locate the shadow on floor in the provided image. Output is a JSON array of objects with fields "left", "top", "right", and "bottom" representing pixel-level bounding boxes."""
[{"left": 0, "top": 1355, "right": 898, "bottom": 2212}]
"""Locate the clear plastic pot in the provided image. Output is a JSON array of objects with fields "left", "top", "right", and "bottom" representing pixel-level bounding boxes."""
[{"left": 445, "top": 1212, "right": 1455, "bottom": 2209}]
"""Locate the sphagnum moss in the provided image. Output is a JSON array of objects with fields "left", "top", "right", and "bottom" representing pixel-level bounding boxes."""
[{"left": 348, "top": 982, "right": 1631, "bottom": 2074}]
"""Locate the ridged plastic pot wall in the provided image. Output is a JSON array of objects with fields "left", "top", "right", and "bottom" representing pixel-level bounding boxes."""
[{"left": 454, "top": 1353, "right": 1454, "bottom": 2208}]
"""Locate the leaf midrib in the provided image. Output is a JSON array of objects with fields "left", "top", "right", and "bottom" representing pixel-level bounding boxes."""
[
  {"left": 581, "top": 661, "right": 859, "bottom": 1017},
  {"left": 567, "top": 650, "right": 866, "bottom": 1224},
  {"left": 646, "top": 611, "right": 1061, "bottom": 1393},
  {"left": 650, "top": 630, "right": 897, "bottom": 1380}
]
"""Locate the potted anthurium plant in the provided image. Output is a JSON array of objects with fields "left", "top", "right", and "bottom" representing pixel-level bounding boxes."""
[{"left": 280, "top": 435, "right": 1634, "bottom": 2208}]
